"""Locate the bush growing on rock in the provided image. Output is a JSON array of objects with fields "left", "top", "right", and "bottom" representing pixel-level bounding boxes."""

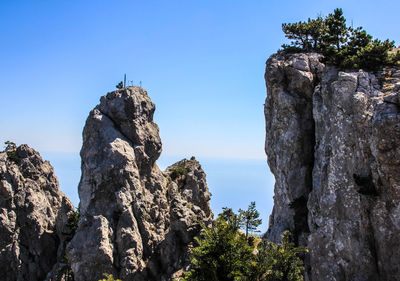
[
  {"left": 182, "top": 208, "right": 254, "bottom": 281},
  {"left": 4, "top": 141, "right": 19, "bottom": 163},
  {"left": 66, "top": 206, "right": 81, "bottom": 234},
  {"left": 249, "top": 231, "right": 307, "bottom": 281},
  {"left": 181, "top": 204, "right": 306, "bottom": 281},
  {"left": 281, "top": 8, "right": 400, "bottom": 70},
  {"left": 98, "top": 273, "right": 122, "bottom": 281},
  {"left": 170, "top": 165, "right": 189, "bottom": 181}
]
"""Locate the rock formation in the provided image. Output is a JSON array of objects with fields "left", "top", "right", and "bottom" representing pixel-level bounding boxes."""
[
  {"left": 0, "top": 143, "right": 75, "bottom": 281},
  {"left": 68, "top": 87, "right": 212, "bottom": 281},
  {"left": 265, "top": 52, "right": 400, "bottom": 281}
]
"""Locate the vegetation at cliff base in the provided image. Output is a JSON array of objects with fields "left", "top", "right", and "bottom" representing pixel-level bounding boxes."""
[
  {"left": 281, "top": 8, "right": 400, "bottom": 70},
  {"left": 99, "top": 273, "right": 122, "bottom": 281},
  {"left": 181, "top": 203, "right": 306, "bottom": 281}
]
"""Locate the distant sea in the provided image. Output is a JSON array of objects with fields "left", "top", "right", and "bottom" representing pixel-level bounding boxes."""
[{"left": 41, "top": 152, "right": 275, "bottom": 233}]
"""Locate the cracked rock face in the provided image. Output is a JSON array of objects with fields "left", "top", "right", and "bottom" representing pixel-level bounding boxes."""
[
  {"left": 0, "top": 144, "right": 75, "bottom": 281},
  {"left": 68, "top": 87, "right": 212, "bottom": 281},
  {"left": 265, "top": 53, "right": 400, "bottom": 281},
  {"left": 264, "top": 53, "right": 323, "bottom": 246}
]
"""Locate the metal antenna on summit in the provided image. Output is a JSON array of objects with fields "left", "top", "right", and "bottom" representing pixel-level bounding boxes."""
[{"left": 124, "top": 74, "right": 126, "bottom": 88}]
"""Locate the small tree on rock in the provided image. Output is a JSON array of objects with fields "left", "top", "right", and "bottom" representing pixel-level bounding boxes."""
[
  {"left": 239, "top": 201, "right": 262, "bottom": 239},
  {"left": 281, "top": 8, "right": 400, "bottom": 70},
  {"left": 323, "top": 8, "right": 348, "bottom": 51}
]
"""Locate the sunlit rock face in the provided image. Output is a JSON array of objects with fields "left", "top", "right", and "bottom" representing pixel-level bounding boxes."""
[
  {"left": 68, "top": 87, "right": 212, "bottom": 281},
  {"left": 265, "top": 53, "right": 400, "bottom": 281},
  {"left": 0, "top": 144, "right": 75, "bottom": 281}
]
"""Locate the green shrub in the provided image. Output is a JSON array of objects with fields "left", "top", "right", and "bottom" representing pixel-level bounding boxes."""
[
  {"left": 7, "top": 150, "right": 19, "bottom": 163},
  {"left": 67, "top": 207, "right": 81, "bottom": 234},
  {"left": 4, "top": 141, "right": 19, "bottom": 163},
  {"left": 182, "top": 208, "right": 254, "bottom": 281},
  {"left": 99, "top": 273, "right": 122, "bottom": 281},
  {"left": 170, "top": 166, "right": 188, "bottom": 181},
  {"left": 389, "top": 49, "right": 400, "bottom": 66},
  {"left": 281, "top": 8, "right": 400, "bottom": 70},
  {"left": 181, "top": 205, "right": 307, "bottom": 281},
  {"left": 249, "top": 232, "right": 306, "bottom": 281}
]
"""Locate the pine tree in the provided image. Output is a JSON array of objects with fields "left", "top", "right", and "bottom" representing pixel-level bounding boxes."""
[
  {"left": 281, "top": 8, "right": 400, "bottom": 70},
  {"left": 282, "top": 21, "right": 311, "bottom": 52},
  {"left": 323, "top": 8, "right": 347, "bottom": 51},
  {"left": 339, "top": 26, "right": 372, "bottom": 69},
  {"left": 239, "top": 201, "right": 262, "bottom": 239},
  {"left": 307, "top": 16, "right": 325, "bottom": 50},
  {"left": 357, "top": 39, "right": 395, "bottom": 70}
]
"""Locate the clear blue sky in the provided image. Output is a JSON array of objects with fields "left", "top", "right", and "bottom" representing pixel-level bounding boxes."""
[{"left": 1, "top": 0, "right": 399, "bottom": 232}]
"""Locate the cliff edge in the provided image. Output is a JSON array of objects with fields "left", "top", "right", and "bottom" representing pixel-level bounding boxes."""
[{"left": 264, "top": 53, "right": 400, "bottom": 281}]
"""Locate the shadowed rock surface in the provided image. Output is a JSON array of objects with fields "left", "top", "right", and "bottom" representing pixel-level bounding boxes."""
[
  {"left": 265, "top": 53, "right": 400, "bottom": 281},
  {"left": 68, "top": 87, "right": 212, "bottom": 281},
  {"left": 0, "top": 144, "right": 75, "bottom": 281}
]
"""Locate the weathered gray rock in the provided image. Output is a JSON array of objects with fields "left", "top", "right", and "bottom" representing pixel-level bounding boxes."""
[
  {"left": 68, "top": 87, "right": 212, "bottom": 281},
  {"left": 264, "top": 53, "right": 323, "bottom": 245},
  {"left": 265, "top": 53, "right": 400, "bottom": 281},
  {"left": 0, "top": 143, "right": 75, "bottom": 281}
]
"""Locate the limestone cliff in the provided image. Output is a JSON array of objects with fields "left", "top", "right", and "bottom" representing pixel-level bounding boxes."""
[
  {"left": 265, "top": 53, "right": 400, "bottom": 281},
  {"left": 0, "top": 144, "right": 75, "bottom": 281},
  {"left": 68, "top": 87, "right": 213, "bottom": 281}
]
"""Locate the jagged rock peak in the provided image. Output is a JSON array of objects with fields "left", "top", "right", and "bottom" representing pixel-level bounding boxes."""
[
  {"left": 68, "top": 87, "right": 213, "bottom": 281},
  {"left": 0, "top": 143, "right": 75, "bottom": 281},
  {"left": 265, "top": 52, "right": 400, "bottom": 281}
]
